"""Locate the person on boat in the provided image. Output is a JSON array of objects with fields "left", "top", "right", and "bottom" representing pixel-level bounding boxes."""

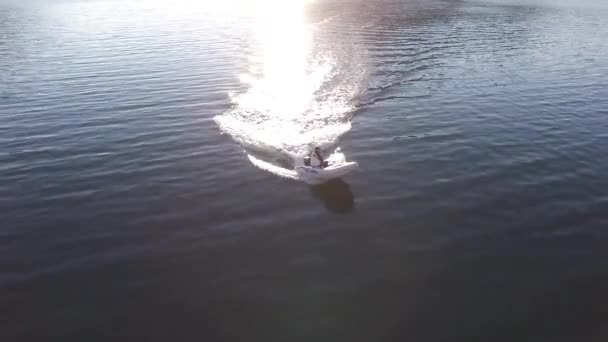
[{"left": 310, "top": 146, "right": 329, "bottom": 168}]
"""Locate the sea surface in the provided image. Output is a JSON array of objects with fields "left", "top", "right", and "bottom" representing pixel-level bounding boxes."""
[{"left": 2, "top": 0, "right": 608, "bottom": 340}]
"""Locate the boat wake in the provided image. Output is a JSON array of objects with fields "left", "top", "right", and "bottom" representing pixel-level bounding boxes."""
[{"left": 214, "top": 2, "right": 364, "bottom": 182}]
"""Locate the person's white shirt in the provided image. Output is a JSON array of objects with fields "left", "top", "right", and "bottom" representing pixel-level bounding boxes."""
[{"left": 310, "top": 153, "right": 323, "bottom": 167}]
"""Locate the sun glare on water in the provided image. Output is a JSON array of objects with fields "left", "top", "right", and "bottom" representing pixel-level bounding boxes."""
[
  {"left": 180, "top": 0, "right": 320, "bottom": 119},
  {"left": 216, "top": 0, "right": 338, "bottom": 150},
  {"left": 213, "top": 0, "right": 356, "bottom": 163},
  {"left": 242, "top": 0, "right": 320, "bottom": 117}
]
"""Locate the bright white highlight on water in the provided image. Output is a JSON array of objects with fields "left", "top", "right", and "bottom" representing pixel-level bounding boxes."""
[{"left": 214, "top": 0, "right": 363, "bottom": 179}]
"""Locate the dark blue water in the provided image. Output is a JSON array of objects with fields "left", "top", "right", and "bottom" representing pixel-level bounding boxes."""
[{"left": 2, "top": 0, "right": 608, "bottom": 340}]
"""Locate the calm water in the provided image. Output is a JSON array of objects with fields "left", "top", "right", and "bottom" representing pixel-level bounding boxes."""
[{"left": 2, "top": 0, "right": 608, "bottom": 340}]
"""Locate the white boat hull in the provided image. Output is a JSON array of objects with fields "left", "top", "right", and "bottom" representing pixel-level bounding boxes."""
[{"left": 295, "top": 161, "right": 358, "bottom": 184}]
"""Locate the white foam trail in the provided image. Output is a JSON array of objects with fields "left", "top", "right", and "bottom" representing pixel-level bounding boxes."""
[
  {"left": 247, "top": 154, "right": 299, "bottom": 180},
  {"left": 214, "top": 2, "right": 364, "bottom": 180}
]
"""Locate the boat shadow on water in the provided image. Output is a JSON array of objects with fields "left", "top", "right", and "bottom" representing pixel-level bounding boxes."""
[{"left": 309, "top": 178, "right": 354, "bottom": 213}]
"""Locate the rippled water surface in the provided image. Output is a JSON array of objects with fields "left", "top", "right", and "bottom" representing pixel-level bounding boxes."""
[{"left": 2, "top": 0, "right": 608, "bottom": 340}]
